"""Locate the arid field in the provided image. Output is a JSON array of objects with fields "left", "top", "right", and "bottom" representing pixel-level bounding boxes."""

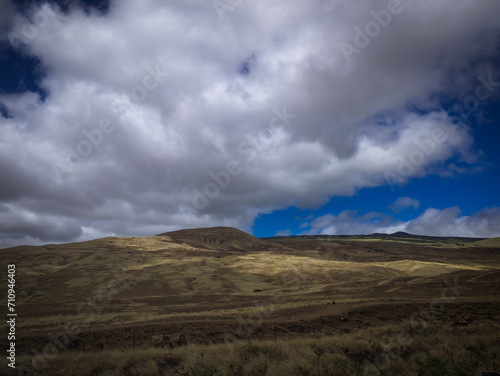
[{"left": 2, "top": 227, "right": 500, "bottom": 375}]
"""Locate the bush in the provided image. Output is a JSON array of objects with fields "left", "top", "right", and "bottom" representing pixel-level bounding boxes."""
[
  {"left": 413, "top": 355, "right": 448, "bottom": 376},
  {"left": 412, "top": 355, "right": 467, "bottom": 376}
]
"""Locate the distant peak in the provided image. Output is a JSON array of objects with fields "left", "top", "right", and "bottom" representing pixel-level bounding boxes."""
[
  {"left": 369, "top": 231, "right": 413, "bottom": 238},
  {"left": 157, "top": 227, "right": 263, "bottom": 251},
  {"left": 158, "top": 226, "right": 251, "bottom": 237},
  {"left": 391, "top": 231, "right": 412, "bottom": 237}
]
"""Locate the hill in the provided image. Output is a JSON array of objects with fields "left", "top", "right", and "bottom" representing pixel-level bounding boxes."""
[
  {"left": 2, "top": 227, "right": 500, "bottom": 375},
  {"left": 474, "top": 237, "right": 500, "bottom": 247},
  {"left": 374, "top": 231, "right": 486, "bottom": 242},
  {"left": 266, "top": 231, "right": 486, "bottom": 247},
  {"left": 158, "top": 226, "right": 266, "bottom": 251}
]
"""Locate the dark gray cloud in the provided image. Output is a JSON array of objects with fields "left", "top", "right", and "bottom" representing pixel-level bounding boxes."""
[
  {"left": 0, "top": 0, "right": 499, "bottom": 247},
  {"left": 0, "top": 0, "right": 16, "bottom": 38}
]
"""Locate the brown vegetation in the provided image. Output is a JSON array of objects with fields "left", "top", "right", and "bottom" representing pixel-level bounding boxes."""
[{"left": 1, "top": 227, "right": 499, "bottom": 375}]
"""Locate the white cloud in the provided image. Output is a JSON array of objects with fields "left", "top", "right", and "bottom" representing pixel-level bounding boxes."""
[
  {"left": 404, "top": 207, "right": 500, "bottom": 238},
  {"left": 389, "top": 197, "right": 420, "bottom": 213},
  {"left": 0, "top": 0, "right": 499, "bottom": 247},
  {"left": 306, "top": 210, "right": 404, "bottom": 236},
  {"left": 305, "top": 207, "right": 500, "bottom": 238},
  {"left": 275, "top": 229, "right": 292, "bottom": 237}
]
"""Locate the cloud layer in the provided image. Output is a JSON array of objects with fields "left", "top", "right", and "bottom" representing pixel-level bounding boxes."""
[
  {"left": 303, "top": 206, "right": 500, "bottom": 238},
  {"left": 1, "top": 0, "right": 499, "bottom": 247}
]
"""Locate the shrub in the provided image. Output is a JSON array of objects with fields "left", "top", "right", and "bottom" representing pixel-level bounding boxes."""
[{"left": 413, "top": 355, "right": 450, "bottom": 376}]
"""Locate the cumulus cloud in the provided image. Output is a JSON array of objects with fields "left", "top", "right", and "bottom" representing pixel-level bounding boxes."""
[
  {"left": 304, "top": 207, "right": 500, "bottom": 238},
  {"left": 304, "top": 210, "right": 404, "bottom": 236},
  {"left": 389, "top": 197, "right": 420, "bottom": 213},
  {"left": 0, "top": 0, "right": 499, "bottom": 247},
  {"left": 404, "top": 207, "right": 500, "bottom": 238}
]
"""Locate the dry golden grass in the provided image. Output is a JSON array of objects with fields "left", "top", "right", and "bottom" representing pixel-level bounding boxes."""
[
  {"left": 3, "top": 227, "right": 499, "bottom": 375},
  {"left": 13, "top": 322, "right": 500, "bottom": 376},
  {"left": 2, "top": 228, "right": 499, "bottom": 333},
  {"left": 475, "top": 237, "right": 500, "bottom": 247}
]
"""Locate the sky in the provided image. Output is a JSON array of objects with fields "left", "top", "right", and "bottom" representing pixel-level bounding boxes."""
[{"left": 0, "top": 0, "right": 499, "bottom": 248}]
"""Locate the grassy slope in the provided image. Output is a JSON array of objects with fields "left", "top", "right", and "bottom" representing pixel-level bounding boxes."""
[
  {"left": 2, "top": 227, "right": 500, "bottom": 375},
  {"left": 2, "top": 227, "right": 499, "bottom": 332},
  {"left": 475, "top": 237, "right": 500, "bottom": 247}
]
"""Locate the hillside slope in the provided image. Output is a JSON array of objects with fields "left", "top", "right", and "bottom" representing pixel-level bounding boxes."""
[
  {"left": 1, "top": 228, "right": 499, "bottom": 342},
  {"left": 158, "top": 226, "right": 268, "bottom": 251},
  {"left": 475, "top": 237, "right": 500, "bottom": 247}
]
